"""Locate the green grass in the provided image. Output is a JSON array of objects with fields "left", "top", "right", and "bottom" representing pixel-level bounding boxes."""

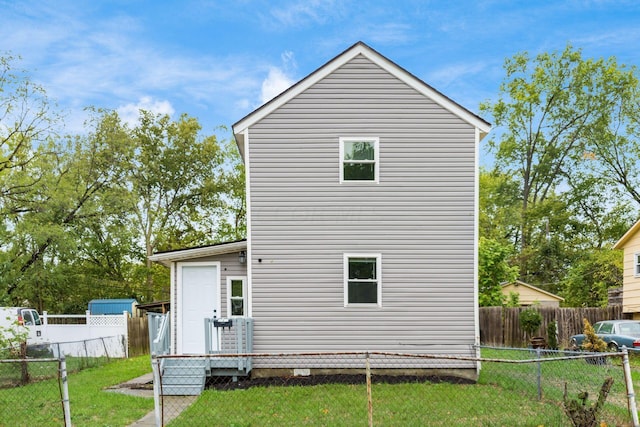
[
  {"left": 168, "top": 381, "right": 571, "bottom": 426},
  {"left": 0, "top": 355, "right": 112, "bottom": 388},
  {"left": 1, "top": 349, "right": 637, "bottom": 426},
  {"left": 0, "top": 355, "right": 153, "bottom": 427},
  {"left": 478, "top": 348, "right": 632, "bottom": 423},
  {"left": 166, "top": 349, "right": 634, "bottom": 426}
]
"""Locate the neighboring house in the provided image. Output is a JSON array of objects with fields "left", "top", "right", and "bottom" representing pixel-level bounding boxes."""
[
  {"left": 149, "top": 42, "right": 490, "bottom": 384},
  {"left": 501, "top": 280, "right": 564, "bottom": 307},
  {"left": 613, "top": 219, "right": 640, "bottom": 318}
]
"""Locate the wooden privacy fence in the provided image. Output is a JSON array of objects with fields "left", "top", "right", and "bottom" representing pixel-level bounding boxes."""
[
  {"left": 479, "top": 306, "right": 625, "bottom": 348},
  {"left": 127, "top": 316, "right": 149, "bottom": 357}
]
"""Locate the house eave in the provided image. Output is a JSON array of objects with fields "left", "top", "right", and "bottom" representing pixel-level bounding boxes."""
[
  {"left": 232, "top": 41, "right": 491, "bottom": 144},
  {"left": 148, "top": 240, "right": 247, "bottom": 267},
  {"left": 613, "top": 218, "right": 640, "bottom": 249}
]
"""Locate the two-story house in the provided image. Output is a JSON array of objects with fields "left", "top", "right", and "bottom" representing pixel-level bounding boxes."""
[
  {"left": 613, "top": 218, "right": 640, "bottom": 317},
  {"left": 149, "top": 42, "right": 490, "bottom": 386}
]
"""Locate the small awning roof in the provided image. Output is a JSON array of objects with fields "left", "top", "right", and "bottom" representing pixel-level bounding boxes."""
[{"left": 148, "top": 239, "right": 247, "bottom": 266}]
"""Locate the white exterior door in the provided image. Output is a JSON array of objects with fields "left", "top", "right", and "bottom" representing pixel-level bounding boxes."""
[{"left": 178, "top": 263, "right": 219, "bottom": 354}]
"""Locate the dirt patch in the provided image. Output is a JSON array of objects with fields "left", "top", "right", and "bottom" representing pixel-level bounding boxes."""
[{"left": 206, "top": 373, "right": 475, "bottom": 391}]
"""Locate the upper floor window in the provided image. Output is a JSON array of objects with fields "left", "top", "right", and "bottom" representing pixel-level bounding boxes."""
[
  {"left": 340, "top": 137, "right": 379, "bottom": 182},
  {"left": 635, "top": 253, "right": 640, "bottom": 276}
]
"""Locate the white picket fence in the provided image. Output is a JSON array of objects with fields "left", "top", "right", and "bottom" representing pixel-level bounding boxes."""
[{"left": 41, "top": 311, "right": 129, "bottom": 358}]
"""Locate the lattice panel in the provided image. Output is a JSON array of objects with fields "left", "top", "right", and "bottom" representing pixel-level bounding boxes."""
[{"left": 87, "top": 315, "right": 126, "bottom": 327}]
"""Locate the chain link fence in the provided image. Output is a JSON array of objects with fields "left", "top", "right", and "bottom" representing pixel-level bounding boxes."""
[
  {"left": 154, "top": 348, "right": 639, "bottom": 426},
  {"left": 48, "top": 334, "right": 126, "bottom": 365},
  {"left": 0, "top": 357, "right": 71, "bottom": 426},
  {"left": 0, "top": 335, "right": 126, "bottom": 426}
]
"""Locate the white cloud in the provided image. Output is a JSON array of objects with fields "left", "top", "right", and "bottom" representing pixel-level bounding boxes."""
[
  {"left": 366, "top": 23, "right": 413, "bottom": 45},
  {"left": 267, "top": 0, "right": 346, "bottom": 29},
  {"left": 258, "top": 50, "right": 298, "bottom": 105},
  {"left": 260, "top": 67, "right": 295, "bottom": 104},
  {"left": 117, "top": 97, "right": 175, "bottom": 127},
  {"left": 426, "top": 62, "right": 488, "bottom": 89}
]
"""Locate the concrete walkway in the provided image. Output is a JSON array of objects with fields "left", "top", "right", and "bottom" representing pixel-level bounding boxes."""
[{"left": 106, "top": 372, "right": 197, "bottom": 426}]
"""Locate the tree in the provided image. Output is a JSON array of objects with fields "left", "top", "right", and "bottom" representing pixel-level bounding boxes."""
[
  {"left": 480, "top": 45, "right": 636, "bottom": 276},
  {"left": 0, "top": 55, "right": 246, "bottom": 311},
  {"left": 118, "top": 110, "right": 234, "bottom": 301},
  {"left": 0, "top": 54, "right": 62, "bottom": 306},
  {"left": 479, "top": 168, "right": 521, "bottom": 243},
  {"left": 0, "top": 54, "right": 59, "bottom": 206},
  {"left": 478, "top": 237, "right": 519, "bottom": 306},
  {"left": 211, "top": 139, "right": 246, "bottom": 241},
  {"left": 579, "top": 60, "right": 640, "bottom": 208},
  {"left": 562, "top": 173, "right": 636, "bottom": 250},
  {"left": 562, "top": 249, "right": 623, "bottom": 307},
  {"left": 0, "top": 110, "right": 132, "bottom": 310}
]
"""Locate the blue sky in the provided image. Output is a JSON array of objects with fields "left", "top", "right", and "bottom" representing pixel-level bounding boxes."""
[{"left": 2, "top": 0, "right": 640, "bottom": 152}]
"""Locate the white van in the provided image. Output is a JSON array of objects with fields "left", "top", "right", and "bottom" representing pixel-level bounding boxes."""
[{"left": 0, "top": 307, "right": 46, "bottom": 346}]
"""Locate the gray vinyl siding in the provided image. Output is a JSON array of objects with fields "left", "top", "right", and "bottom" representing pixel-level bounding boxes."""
[
  {"left": 247, "top": 55, "right": 477, "bottom": 360},
  {"left": 171, "top": 252, "right": 247, "bottom": 319}
]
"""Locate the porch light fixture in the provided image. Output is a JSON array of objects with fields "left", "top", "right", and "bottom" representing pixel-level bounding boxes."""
[{"left": 238, "top": 251, "right": 246, "bottom": 264}]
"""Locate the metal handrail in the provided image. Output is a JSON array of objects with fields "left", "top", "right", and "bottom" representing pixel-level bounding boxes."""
[{"left": 149, "top": 312, "right": 170, "bottom": 356}]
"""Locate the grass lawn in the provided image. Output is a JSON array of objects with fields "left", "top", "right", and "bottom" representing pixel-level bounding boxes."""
[
  {"left": 0, "top": 355, "right": 153, "bottom": 427},
  {"left": 167, "top": 349, "right": 635, "bottom": 426},
  {"left": 169, "top": 380, "right": 572, "bottom": 426},
  {"left": 1, "top": 349, "right": 638, "bottom": 426}
]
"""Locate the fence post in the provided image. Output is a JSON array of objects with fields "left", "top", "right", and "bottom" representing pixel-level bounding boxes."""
[
  {"left": 365, "top": 352, "right": 373, "bottom": 427},
  {"left": 60, "top": 356, "right": 72, "bottom": 427},
  {"left": 621, "top": 347, "right": 639, "bottom": 427},
  {"left": 123, "top": 311, "right": 129, "bottom": 358},
  {"left": 536, "top": 347, "right": 542, "bottom": 400},
  {"left": 152, "top": 357, "right": 162, "bottom": 427},
  {"left": 20, "top": 341, "right": 29, "bottom": 384},
  {"left": 100, "top": 337, "right": 110, "bottom": 362}
]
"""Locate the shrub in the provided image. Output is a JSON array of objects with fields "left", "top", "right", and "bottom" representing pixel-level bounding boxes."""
[
  {"left": 505, "top": 292, "right": 520, "bottom": 307},
  {"left": 520, "top": 308, "right": 542, "bottom": 340},
  {"left": 580, "top": 318, "right": 607, "bottom": 352},
  {"left": 0, "top": 318, "right": 29, "bottom": 358},
  {"left": 547, "top": 321, "right": 558, "bottom": 350}
]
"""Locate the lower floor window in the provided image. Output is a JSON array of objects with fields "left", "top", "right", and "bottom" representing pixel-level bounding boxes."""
[
  {"left": 227, "top": 277, "right": 247, "bottom": 316},
  {"left": 344, "top": 254, "right": 381, "bottom": 306}
]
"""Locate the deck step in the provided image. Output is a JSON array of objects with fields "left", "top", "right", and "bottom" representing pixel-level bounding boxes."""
[
  {"left": 161, "top": 359, "right": 207, "bottom": 396},
  {"left": 161, "top": 384, "right": 204, "bottom": 395}
]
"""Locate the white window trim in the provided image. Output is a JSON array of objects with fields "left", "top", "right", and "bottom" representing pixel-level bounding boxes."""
[
  {"left": 226, "top": 276, "right": 248, "bottom": 317},
  {"left": 343, "top": 253, "right": 382, "bottom": 307},
  {"left": 339, "top": 137, "right": 379, "bottom": 183},
  {"left": 635, "top": 253, "right": 640, "bottom": 277}
]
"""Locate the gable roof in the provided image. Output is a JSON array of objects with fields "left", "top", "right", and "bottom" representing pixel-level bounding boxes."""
[
  {"left": 232, "top": 41, "right": 491, "bottom": 158},
  {"left": 613, "top": 218, "right": 640, "bottom": 249},
  {"left": 501, "top": 280, "right": 564, "bottom": 302}
]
